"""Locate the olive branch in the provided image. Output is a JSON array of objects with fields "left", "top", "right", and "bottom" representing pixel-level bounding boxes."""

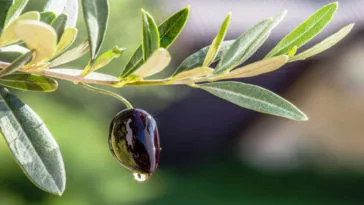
[{"left": 0, "top": 0, "right": 353, "bottom": 195}]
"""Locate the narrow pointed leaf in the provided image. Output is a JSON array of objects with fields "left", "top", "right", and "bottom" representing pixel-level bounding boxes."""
[
  {"left": 0, "top": 12, "right": 40, "bottom": 46},
  {"left": 51, "top": 13, "right": 68, "bottom": 41},
  {"left": 14, "top": 20, "right": 57, "bottom": 64},
  {"left": 0, "top": 44, "right": 29, "bottom": 62},
  {"left": 88, "top": 46, "right": 125, "bottom": 72},
  {"left": 197, "top": 81, "right": 307, "bottom": 121},
  {"left": 173, "top": 66, "right": 213, "bottom": 80},
  {"left": 82, "top": 0, "right": 109, "bottom": 60},
  {"left": 62, "top": 0, "right": 78, "bottom": 28},
  {"left": 0, "top": 51, "right": 32, "bottom": 77},
  {"left": 40, "top": 11, "right": 56, "bottom": 24},
  {"left": 141, "top": 9, "right": 160, "bottom": 62},
  {"left": 172, "top": 40, "right": 233, "bottom": 77},
  {"left": 49, "top": 41, "right": 89, "bottom": 67},
  {"left": 44, "top": 0, "right": 67, "bottom": 15},
  {"left": 4, "top": 0, "right": 29, "bottom": 27},
  {"left": 0, "top": 0, "right": 14, "bottom": 34},
  {"left": 121, "top": 6, "right": 189, "bottom": 77},
  {"left": 290, "top": 23, "right": 353, "bottom": 62},
  {"left": 203, "top": 13, "right": 231, "bottom": 67},
  {"left": 44, "top": 0, "right": 78, "bottom": 28},
  {"left": 132, "top": 48, "right": 170, "bottom": 78},
  {"left": 0, "top": 73, "right": 58, "bottom": 92},
  {"left": 265, "top": 2, "right": 338, "bottom": 58},
  {"left": 0, "top": 87, "right": 65, "bottom": 195},
  {"left": 214, "top": 18, "right": 273, "bottom": 74},
  {"left": 43, "top": 68, "right": 120, "bottom": 84},
  {"left": 56, "top": 27, "right": 78, "bottom": 55},
  {"left": 223, "top": 55, "right": 288, "bottom": 79}
]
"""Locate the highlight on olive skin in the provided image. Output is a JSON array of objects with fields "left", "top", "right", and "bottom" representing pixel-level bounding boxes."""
[{"left": 108, "top": 108, "right": 160, "bottom": 182}]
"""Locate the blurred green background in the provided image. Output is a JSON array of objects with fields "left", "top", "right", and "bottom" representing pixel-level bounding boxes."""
[{"left": 1, "top": 0, "right": 364, "bottom": 205}]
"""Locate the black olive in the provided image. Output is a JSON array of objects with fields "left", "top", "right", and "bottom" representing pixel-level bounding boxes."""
[{"left": 108, "top": 108, "right": 160, "bottom": 180}]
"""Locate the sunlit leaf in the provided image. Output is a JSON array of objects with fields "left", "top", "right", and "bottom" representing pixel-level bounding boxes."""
[
  {"left": 40, "top": 11, "right": 56, "bottom": 24},
  {"left": 14, "top": 20, "right": 57, "bottom": 64},
  {"left": 87, "top": 46, "right": 125, "bottom": 73},
  {"left": 0, "top": 87, "right": 65, "bottom": 195},
  {"left": 42, "top": 68, "right": 120, "bottom": 84},
  {"left": 51, "top": 13, "right": 68, "bottom": 41},
  {"left": 62, "top": 0, "right": 78, "bottom": 28},
  {"left": 56, "top": 27, "right": 78, "bottom": 55},
  {"left": 290, "top": 23, "right": 354, "bottom": 62},
  {"left": 141, "top": 9, "right": 160, "bottom": 62},
  {"left": 196, "top": 81, "right": 307, "bottom": 121},
  {"left": 172, "top": 41, "right": 234, "bottom": 77},
  {"left": 4, "top": 0, "right": 30, "bottom": 28},
  {"left": 173, "top": 66, "right": 213, "bottom": 80},
  {"left": 0, "top": 73, "right": 58, "bottom": 92},
  {"left": 49, "top": 41, "right": 89, "bottom": 67},
  {"left": 203, "top": 13, "right": 231, "bottom": 67},
  {"left": 132, "top": 48, "right": 170, "bottom": 78},
  {"left": 0, "top": 11, "right": 40, "bottom": 46},
  {"left": 0, "top": 51, "right": 32, "bottom": 77},
  {"left": 4, "top": 0, "right": 29, "bottom": 26},
  {"left": 213, "top": 18, "right": 273, "bottom": 74},
  {"left": 82, "top": 0, "right": 109, "bottom": 60},
  {"left": 44, "top": 0, "right": 67, "bottom": 15},
  {"left": 121, "top": 6, "right": 189, "bottom": 77},
  {"left": 223, "top": 55, "right": 288, "bottom": 79},
  {"left": 265, "top": 2, "right": 338, "bottom": 58}
]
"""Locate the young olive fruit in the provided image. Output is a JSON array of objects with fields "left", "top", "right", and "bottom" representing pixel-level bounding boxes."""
[{"left": 108, "top": 108, "right": 160, "bottom": 182}]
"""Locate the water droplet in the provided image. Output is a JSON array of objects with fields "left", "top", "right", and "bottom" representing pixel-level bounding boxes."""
[{"left": 133, "top": 172, "right": 150, "bottom": 182}]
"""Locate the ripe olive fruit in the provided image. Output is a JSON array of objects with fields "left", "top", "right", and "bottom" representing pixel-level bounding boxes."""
[{"left": 108, "top": 108, "right": 160, "bottom": 181}]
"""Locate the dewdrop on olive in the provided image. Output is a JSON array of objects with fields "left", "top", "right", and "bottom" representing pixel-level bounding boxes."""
[{"left": 108, "top": 108, "right": 160, "bottom": 182}]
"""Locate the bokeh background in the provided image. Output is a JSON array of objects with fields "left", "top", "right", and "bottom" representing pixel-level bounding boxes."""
[{"left": 1, "top": 0, "right": 364, "bottom": 204}]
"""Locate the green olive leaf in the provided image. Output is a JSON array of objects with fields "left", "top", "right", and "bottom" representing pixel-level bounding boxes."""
[
  {"left": 44, "top": 0, "right": 78, "bottom": 28},
  {"left": 222, "top": 55, "right": 288, "bottom": 79},
  {"left": 88, "top": 46, "right": 125, "bottom": 72},
  {"left": 0, "top": 50, "right": 32, "bottom": 77},
  {"left": 213, "top": 18, "right": 273, "bottom": 74},
  {"left": 40, "top": 11, "right": 56, "bottom": 24},
  {"left": 0, "top": 44, "right": 29, "bottom": 62},
  {"left": 141, "top": 9, "right": 160, "bottom": 62},
  {"left": 0, "top": 73, "right": 58, "bottom": 92},
  {"left": 49, "top": 41, "right": 89, "bottom": 67},
  {"left": 0, "top": 11, "right": 40, "bottom": 46},
  {"left": 51, "top": 13, "right": 68, "bottom": 41},
  {"left": 55, "top": 27, "right": 78, "bottom": 55},
  {"left": 121, "top": 6, "right": 189, "bottom": 77},
  {"left": 289, "top": 23, "right": 354, "bottom": 62},
  {"left": 173, "top": 66, "right": 213, "bottom": 81},
  {"left": 196, "top": 81, "right": 307, "bottom": 121},
  {"left": 265, "top": 2, "right": 338, "bottom": 58},
  {"left": 203, "top": 13, "right": 231, "bottom": 67},
  {"left": 131, "top": 48, "right": 170, "bottom": 78},
  {"left": 82, "top": 0, "right": 109, "bottom": 61},
  {"left": 0, "top": 87, "right": 65, "bottom": 195},
  {"left": 14, "top": 20, "right": 57, "bottom": 64},
  {"left": 172, "top": 41, "right": 234, "bottom": 77},
  {"left": 44, "top": 0, "right": 67, "bottom": 14},
  {"left": 0, "top": 0, "right": 15, "bottom": 35},
  {"left": 4, "top": 0, "right": 29, "bottom": 28},
  {"left": 43, "top": 68, "right": 120, "bottom": 84}
]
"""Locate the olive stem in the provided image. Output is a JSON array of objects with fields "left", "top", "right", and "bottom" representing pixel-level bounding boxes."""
[{"left": 79, "top": 83, "right": 134, "bottom": 109}]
